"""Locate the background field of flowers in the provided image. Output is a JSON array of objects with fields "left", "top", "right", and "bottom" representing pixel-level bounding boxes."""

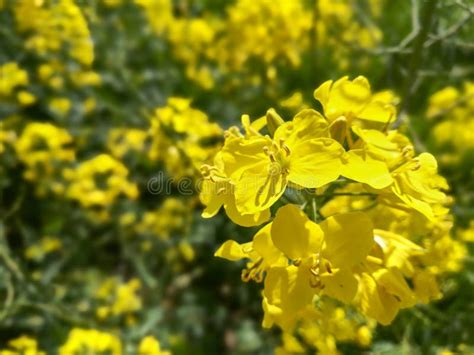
[{"left": 0, "top": 0, "right": 473, "bottom": 354}]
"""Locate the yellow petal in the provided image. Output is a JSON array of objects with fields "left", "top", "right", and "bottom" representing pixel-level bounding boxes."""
[
  {"left": 264, "top": 266, "right": 314, "bottom": 327},
  {"left": 234, "top": 165, "right": 287, "bottom": 214},
  {"left": 253, "top": 223, "right": 285, "bottom": 267},
  {"left": 271, "top": 204, "right": 324, "bottom": 260},
  {"left": 341, "top": 150, "right": 393, "bottom": 189},
  {"left": 389, "top": 152, "right": 448, "bottom": 220},
  {"left": 266, "top": 108, "right": 285, "bottom": 136},
  {"left": 413, "top": 271, "right": 441, "bottom": 304},
  {"left": 214, "top": 240, "right": 248, "bottom": 261},
  {"left": 200, "top": 179, "right": 226, "bottom": 218},
  {"left": 289, "top": 138, "right": 344, "bottom": 188},
  {"left": 358, "top": 99, "right": 396, "bottom": 124},
  {"left": 224, "top": 195, "right": 271, "bottom": 227},
  {"left": 321, "top": 212, "right": 374, "bottom": 268},
  {"left": 274, "top": 109, "right": 329, "bottom": 147},
  {"left": 352, "top": 126, "right": 398, "bottom": 150},
  {"left": 313, "top": 79, "right": 333, "bottom": 109},
  {"left": 356, "top": 273, "right": 400, "bottom": 325},
  {"left": 321, "top": 269, "right": 358, "bottom": 303},
  {"left": 319, "top": 76, "right": 371, "bottom": 120},
  {"left": 221, "top": 136, "right": 270, "bottom": 179},
  {"left": 373, "top": 268, "right": 416, "bottom": 308}
]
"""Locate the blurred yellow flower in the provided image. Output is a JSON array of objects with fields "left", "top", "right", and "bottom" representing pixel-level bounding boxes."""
[
  {"left": 25, "top": 236, "right": 62, "bottom": 261},
  {"left": 49, "top": 97, "right": 72, "bottom": 116},
  {"left": 14, "top": 0, "right": 94, "bottom": 65},
  {"left": 0, "top": 335, "right": 45, "bottom": 355},
  {"left": 59, "top": 328, "right": 122, "bottom": 355},
  {"left": 0, "top": 62, "right": 29, "bottom": 97},
  {"left": 15, "top": 122, "right": 75, "bottom": 183},
  {"left": 138, "top": 336, "right": 170, "bottom": 355},
  {"left": 64, "top": 154, "right": 138, "bottom": 209}
]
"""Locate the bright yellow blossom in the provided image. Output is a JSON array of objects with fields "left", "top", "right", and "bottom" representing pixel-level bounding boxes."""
[
  {"left": 64, "top": 154, "right": 138, "bottom": 209},
  {"left": 138, "top": 336, "right": 170, "bottom": 355},
  {"left": 314, "top": 75, "right": 397, "bottom": 125},
  {"left": 0, "top": 336, "right": 45, "bottom": 355},
  {"left": 15, "top": 122, "right": 75, "bottom": 186},
  {"left": 0, "top": 62, "right": 29, "bottom": 97},
  {"left": 149, "top": 97, "right": 223, "bottom": 179},
  {"left": 14, "top": 0, "right": 94, "bottom": 66},
  {"left": 59, "top": 328, "right": 122, "bottom": 355}
]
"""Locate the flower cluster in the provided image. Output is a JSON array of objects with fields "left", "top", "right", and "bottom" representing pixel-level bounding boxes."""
[
  {"left": 58, "top": 329, "right": 169, "bottom": 355},
  {"left": 149, "top": 97, "right": 223, "bottom": 180},
  {"left": 1, "top": 0, "right": 472, "bottom": 352},
  {"left": 0, "top": 336, "right": 45, "bottom": 355},
  {"left": 0, "top": 62, "right": 35, "bottom": 106},
  {"left": 13, "top": 0, "right": 94, "bottom": 66},
  {"left": 64, "top": 154, "right": 138, "bottom": 220},
  {"left": 427, "top": 81, "right": 474, "bottom": 165},
  {"left": 95, "top": 277, "right": 142, "bottom": 324},
  {"left": 15, "top": 122, "right": 75, "bottom": 194},
  {"left": 203, "top": 76, "right": 463, "bottom": 352},
  {"left": 0, "top": 332, "right": 170, "bottom": 355},
  {"left": 136, "top": 0, "right": 383, "bottom": 89},
  {"left": 136, "top": 198, "right": 193, "bottom": 241}
]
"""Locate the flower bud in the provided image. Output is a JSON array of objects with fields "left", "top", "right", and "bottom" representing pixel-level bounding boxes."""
[
  {"left": 329, "top": 116, "right": 348, "bottom": 144},
  {"left": 266, "top": 108, "right": 285, "bottom": 135}
]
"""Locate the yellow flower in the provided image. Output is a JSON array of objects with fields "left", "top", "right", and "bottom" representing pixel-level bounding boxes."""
[
  {"left": 15, "top": 122, "right": 75, "bottom": 187},
  {"left": 200, "top": 152, "right": 271, "bottom": 227},
  {"left": 49, "top": 97, "right": 72, "bottom": 116},
  {"left": 0, "top": 62, "right": 29, "bottom": 97},
  {"left": 269, "top": 205, "right": 374, "bottom": 304},
  {"left": 427, "top": 81, "right": 474, "bottom": 163},
  {"left": 219, "top": 108, "right": 392, "bottom": 216},
  {"left": 107, "top": 128, "right": 148, "bottom": 158},
  {"left": 136, "top": 198, "right": 192, "bottom": 240},
  {"left": 426, "top": 86, "right": 459, "bottom": 119},
  {"left": 200, "top": 114, "right": 269, "bottom": 227},
  {"left": 70, "top": 70, "right": 102, "bottom": 87},
  {"left": 314, "top": 76, "right": 397, "bottom": 125},
  {"left": 381, "top": 152, "right": 449, "bottom": 220},
  {"left": 25, "top": 236, "right": 62, "bottom": 261},
  {"left": 14, "top": 0, "right": 94, "bottom": 65},
  {"left": 274, "top": 333, "right": 305, "bottom": 355},
  {"left": 204, "top": 76, "right": 460, "bottom": 345},
  {"left": 95, "top": 278, "right": 142, "bottom": 319},
  {"left": 149, "top": 97, "right": 223, "bottom": 179},
  {"left": 64, "top": 154, "right": 138, "bottom": 209},
  {"left": 352, "top": 126, "right": 449, "bottom": 220},
  {"left": 279, "top": 91, "right": 307, "bottom": 112},
  {"left": 59, "top": 328, "right": 122, "bottom": 355},
  {"left": 135, "top": 0, "right": 173, "bottom": 36},
  {"left": 17, "top": 90, "right": 36, "bottom": 106},
  {"left": 413, "top": 271, "right": 442, "bottom": 304},
  {"left": 356, "top": 325, "right": 373, "bottom": 347},
  {"left": 215, "top": 222, "right": 287, "bottom": 283},
  {"left": 209, "top": 0, "right": 311, "bottom": 71},
  {"left": 223, "top": 110, "right": 344, "bottom": 214},
  {"left": 0, "top": 129, "right": 17, "bottom": 155},
  {"left": 0, "top": 335, "right": 45, "bottom": 355},
  {"left": 138, "top": 336, "right": 170, "bottom": 355}
]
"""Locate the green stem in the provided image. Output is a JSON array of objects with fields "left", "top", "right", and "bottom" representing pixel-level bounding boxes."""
[{"left": 401, "top": 0, "right": 438, "bottom": 113}]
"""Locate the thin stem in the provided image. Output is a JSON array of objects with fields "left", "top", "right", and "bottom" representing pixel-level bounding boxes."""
[
  {"left": 311, "top": 197, "right": 319, "bottom": 223},
  {"left": 400, "top": 0, "right": 438, "bottom": 114}
]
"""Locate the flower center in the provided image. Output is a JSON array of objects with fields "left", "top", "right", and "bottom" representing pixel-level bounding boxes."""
[{"left": 263, "top": 138, "right": 291, "bottom": 176}]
